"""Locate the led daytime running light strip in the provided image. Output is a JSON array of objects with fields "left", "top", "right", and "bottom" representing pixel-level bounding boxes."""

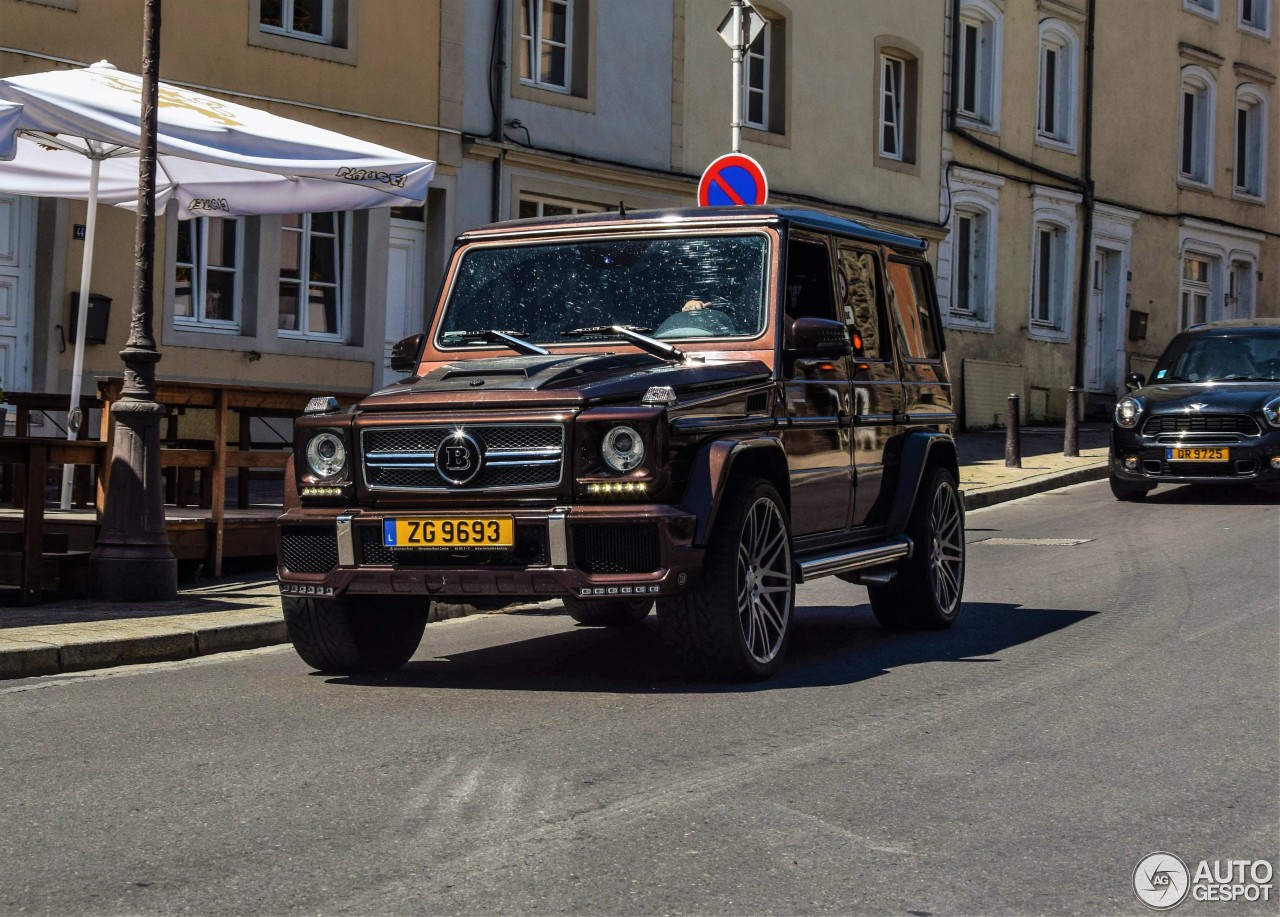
[
  {"left": 584, "top": 481, "right": 649, "bottom": 495},
  {"left": 301, "top": 485, "right": 344, "bottom": 496}
]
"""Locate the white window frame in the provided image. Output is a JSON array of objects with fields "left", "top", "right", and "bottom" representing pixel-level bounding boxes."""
[
  {"left": 277, "top": 211, "right": 351, "bottom": 343},
  {"left": 741, "top": 21, "right": 771, "bottom": 130},
  {"left": 1177, "top": 220, "right": 1265, "bottom": 332},
  {"left": 174, "top": 216, "right": 242, "bottom": 334},
  {"left": 1233, "top": 85, "right": 1268, "bottom": 200},
  {"left": 879, "top": 54, "right": 906, "bottom": 161},
  {"left": 1185, "top": 0, "right": 1221, "bottom": 20},
  {"left": 955, "top": 0, "right": 1003, "bottom": 132},
  {"left": 517, "top": 194, "right": 606, "bottom": 218},
  {"left": 1028, "top": 187, "right": 1080, "bottom": 342},
  {"left": 1036, "top": 20, "right": 1078, "bottom": 152},
  {"left": 940, "top": 168, "right": 1003, "bottom": 333},
  {"left": 259, "top": 0, "right": 333, "bottom": 44},
  {"left": 1239, "top": 0, "right": 1272, "bottom": 35},
  {"left": 1178, "top": 66, "right": 1217, "bottom": 188},
  {"left": 1180, "top": 253, "right": 1214, "bottom": 328},
  {"left": 520, "top": 0, "right": 572, "bottom": 92}
]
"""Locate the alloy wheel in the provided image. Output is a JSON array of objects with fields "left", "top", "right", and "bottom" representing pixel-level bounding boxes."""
[{"left": 736, "top": 496, "right": 793, "bottom": 665}]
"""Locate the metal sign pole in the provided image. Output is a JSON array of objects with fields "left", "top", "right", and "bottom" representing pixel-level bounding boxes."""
[{"left": 730, "top": 0, "right": 743, "bottom": 153}]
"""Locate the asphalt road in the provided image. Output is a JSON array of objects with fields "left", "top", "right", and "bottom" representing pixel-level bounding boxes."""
[{"left": 1, "top": 480, "right": 1276, "bottom": 916}]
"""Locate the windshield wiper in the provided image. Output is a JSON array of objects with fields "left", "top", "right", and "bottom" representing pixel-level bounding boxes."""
[
  {"left": 441, "top": 329, "right": 548, "bottom": 356},
  {"left": 562, "top": 324, "right": 685, "bottom": 363}
]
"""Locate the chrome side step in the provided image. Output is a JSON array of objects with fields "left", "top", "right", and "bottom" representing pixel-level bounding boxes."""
[{"left": 796, "top": 536, "right": 912, "bottom": 584}]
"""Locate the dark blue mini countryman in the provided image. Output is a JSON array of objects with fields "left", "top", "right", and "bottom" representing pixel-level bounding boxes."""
[{"left": 1109, "top": 319, "right": 1280, "bottom": 500}]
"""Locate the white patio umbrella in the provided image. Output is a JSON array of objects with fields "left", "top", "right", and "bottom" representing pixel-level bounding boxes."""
[{"left": 0, "top": 61, "right": 435, "bottom": 507}]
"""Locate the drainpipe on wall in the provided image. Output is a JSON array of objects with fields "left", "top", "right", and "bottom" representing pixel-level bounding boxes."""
[
  {"left": 490, "top": 0, "right": 507, "bottom": 223},
  {"left": 1070, "top": 0, "right": 1098, "bottom": 395}
]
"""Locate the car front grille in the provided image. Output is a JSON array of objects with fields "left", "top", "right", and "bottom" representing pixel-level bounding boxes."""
[
  {"left": 361, "top": 423, "right": 565, "bottom": 492},
  {"left": 280, "top": 525, "right": 339, "bottom": 574},
  {"left": 573, "top": 523, "right": 661, "bottom": 574},
  {"left": 1143, "top": 414, "right": 1260, "bottom": 435}
]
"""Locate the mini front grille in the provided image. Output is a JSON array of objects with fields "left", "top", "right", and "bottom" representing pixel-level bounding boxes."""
[
  {"left": 280, "top": 526, "right": 339, "bottom": 574},
  {"left": 358, "top": 525, "right": 548, "bottom": 567},
  {"left": 573, "top": 523, "right": 661, "bottom": 575},
  {"left": 362, "top": 423, "right": 565, "bottom": 492},
  {"left": 1143, "top": 414, "right": 1260, "bottom": 435}
]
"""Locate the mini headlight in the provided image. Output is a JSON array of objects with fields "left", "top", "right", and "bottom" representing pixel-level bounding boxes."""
[
  {"left": 601, "top": 425, "right": 645, "bottom": 472},
  {"left": 1115, "top": 397, "right": 1142, "bottom": 428},
  {"left": 305, "top": 432, "right": 347, "bottom": 478},
  {"left": 1264, "top": 396, "right": 1280, "bottom": 428}
]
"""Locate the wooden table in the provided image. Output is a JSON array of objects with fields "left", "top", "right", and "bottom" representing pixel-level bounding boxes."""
[{"left": 0, "top": 438, "right": 106, "bottom": 604}]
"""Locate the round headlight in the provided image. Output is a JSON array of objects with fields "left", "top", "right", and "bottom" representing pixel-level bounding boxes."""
[
  {"left": 1263, "top": 396, "right": 1280, "bottom": 428},
  {"left": 1115, "top": 397, "right": 1142, "bottom": 428},
  {"left": 306, "top": 432, "right": 347, "bottom": 478},
  {"left": 601, "top": 425, "right": 645, "bottom": 472}
]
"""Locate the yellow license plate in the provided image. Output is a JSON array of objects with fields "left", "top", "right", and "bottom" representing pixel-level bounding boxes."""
[
  {"left": 1167, "top": 447, "right": 1229, "bottom": 462},
  {"left": 384, "top": 517, "right": 514, "bottom": 548}
]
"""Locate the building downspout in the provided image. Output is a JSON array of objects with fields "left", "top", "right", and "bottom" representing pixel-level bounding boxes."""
[
  {"left": 1070, "top": 0, "right": 1097, "bottom": 393},
  {"left": 490, "top": 0, "right": 507, "bottom": 222}
]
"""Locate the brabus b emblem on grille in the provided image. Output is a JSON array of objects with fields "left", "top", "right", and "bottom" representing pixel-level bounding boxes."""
[{"left": 436, "top": 431, "right": 484, "bottom": 486}]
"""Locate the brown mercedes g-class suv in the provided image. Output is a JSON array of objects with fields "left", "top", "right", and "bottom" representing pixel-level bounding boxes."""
[{"left": 278, "top": 206, "right": 964, "bottom": 680}]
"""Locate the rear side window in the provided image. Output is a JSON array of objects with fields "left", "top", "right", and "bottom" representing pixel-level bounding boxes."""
[
  {"left": 837, "top": 245, "right": 883, "bottom": 360},
  {"left": 886, "top": 260, "right": 940, "bottom": 360}
]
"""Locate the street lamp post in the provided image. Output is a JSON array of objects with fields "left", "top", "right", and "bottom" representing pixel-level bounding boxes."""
[{"left": 89, "top": 0, "right": 177, "bottom": 601}]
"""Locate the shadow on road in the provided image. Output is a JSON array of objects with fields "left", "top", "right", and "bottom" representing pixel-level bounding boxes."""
[
  {"left": 1138, "top": 484, "right": 1280, "bottom": 506},
  {"left": 327, "top": 600, "right": 1096, "bottom": 694}
]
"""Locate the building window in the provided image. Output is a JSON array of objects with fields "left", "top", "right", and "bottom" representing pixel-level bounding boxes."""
[
  {"left": 951, "top": 207, "right": 996, "bottom": 324},
  {"left": 520, "top": 0, "right": 572, "bottom": 91},
  {"left": 1180, "top": 255, "right": 1213, "bottom": 327},
  {"left": 955, "top": 1, "right": 1001, "bottom": 129},
  {"left": 1234, "top": 87, "right": 1267, "bottom": 198},
  {"left": 260, "top": 0, "right": 332, "bottom": 43},
  {"left": 278, "top": 212, "right": 348, "bottom": 340},
  {"left": 1239, "top": 0, "right": 1271, "bottom": 32},
  {"left": 880, "top": 54, "right": 905, "bottom": 160},
  {"left": 517, "top": 195, "right": 605, "bottom": 218},
  {"left": 742, "top": 21, "right": 770, "bottom": 128},
  {"left": 174, "top": 217, "right": 241, "bottom": 333},
  {"left": 1037, "top": 21, "right": 1078, "bottom": 150},
  {"left": 1179, "top": 67, "right": 1216, "bottom": 186},
  {"left": 1185, "top": 0, "right": 1220, "bottom": 19},
  {"left": 1032, "top": 224, "right": 1066, "bottom": 328}
]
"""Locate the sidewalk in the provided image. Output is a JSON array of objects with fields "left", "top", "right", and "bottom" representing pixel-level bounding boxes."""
[{"left": 0, "top": 424, "right": 1110, "bottom": 679}]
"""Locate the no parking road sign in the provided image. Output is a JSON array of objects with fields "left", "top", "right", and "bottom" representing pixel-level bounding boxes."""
[{"left": 697, "top": 152, "right": 768, "bottom": 207}]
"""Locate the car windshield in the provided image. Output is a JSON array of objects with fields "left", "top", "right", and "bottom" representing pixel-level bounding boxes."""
[
  {"left": 1152, "top": 330, "right": 1280, "bottom": 383},
  {"left": 437, "top": 233, "right": 769, "bottom": 348}
]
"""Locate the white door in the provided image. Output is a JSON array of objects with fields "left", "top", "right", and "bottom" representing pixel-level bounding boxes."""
[
  {"left": 1085, "top": 247, "right": 1123, "bottom": 395},
  {"left": 384, "top": 218, "right": 426, "bottom": 387},
  {"left": 0, "top": 194, "right": 35, "bottom": 415}
]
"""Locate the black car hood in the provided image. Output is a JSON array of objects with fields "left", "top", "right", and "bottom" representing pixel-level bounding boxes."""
[
  {"left": 1136, "top": 381, "right": 1280, "bottom": 414},
  {"left": 360, "top": 352, "right": 772, "bottom": 410}
]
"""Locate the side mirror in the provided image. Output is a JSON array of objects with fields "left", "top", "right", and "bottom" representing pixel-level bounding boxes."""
[
  {"left": 1124, "top": 371, "right": 1146, "bottom": 392},
  {"left": 789, "top": 317, "right": 851, "bottom": 354},
  {"left": 390, "top": 333, "right": 424, "bottom": 374}
]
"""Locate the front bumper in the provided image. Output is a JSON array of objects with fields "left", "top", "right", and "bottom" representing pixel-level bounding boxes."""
[
  {"left": 276, "top": 503, "right": 703, "bottom": 601},
  {"left": 1110, "top": 427, "right": 1280, "bottom": 485}
]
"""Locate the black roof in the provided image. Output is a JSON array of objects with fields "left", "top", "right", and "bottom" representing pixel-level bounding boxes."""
[
  {"left": 1180, "top": 319, "right": 1280, "bottom": 335},
  {"left": 460, "top": 205, "right": 929, "bottom": 253}
]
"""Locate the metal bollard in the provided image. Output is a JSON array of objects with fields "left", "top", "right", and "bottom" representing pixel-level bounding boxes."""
[
  {"left": 1064, "top": 385, "right": 1080, "bottom": 457},
  {"left": 1005, "top": 393, "right": 1022, "bottom": 468}
]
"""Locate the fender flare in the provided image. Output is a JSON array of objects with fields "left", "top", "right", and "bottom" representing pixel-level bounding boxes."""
[
  {"left": 886, "top": 431, "right": 959, "bottom": 535},
  {"left": 679, "top": 436, "right": 788, "bottom": 545}
]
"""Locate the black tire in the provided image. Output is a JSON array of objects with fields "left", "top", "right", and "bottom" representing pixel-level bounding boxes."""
[
  {"left": 1110, "top": 472, "right": 1153, "bottom": 501},
  {"left": 657, "top": 477, "right": 794, "bottom": 680},
  {"left": 563, "top": 597, "right": 654, "bottom": 626},
  {"left": 282, "top": 595, "right": 426, "bottom": 674},
  {"left": 869, "top": 466, "right": 965, "bottom": 631}
]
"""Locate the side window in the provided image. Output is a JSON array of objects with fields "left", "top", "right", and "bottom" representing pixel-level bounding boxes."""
[
  {"left": 784, "top": 238, "right": 836, "bottom": 322},
  {"left": 886, "top": 260, "right": 940, "bottom": 360},
  {"left": 836, "top": 245, "right": 883, "bottom": 360}
]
